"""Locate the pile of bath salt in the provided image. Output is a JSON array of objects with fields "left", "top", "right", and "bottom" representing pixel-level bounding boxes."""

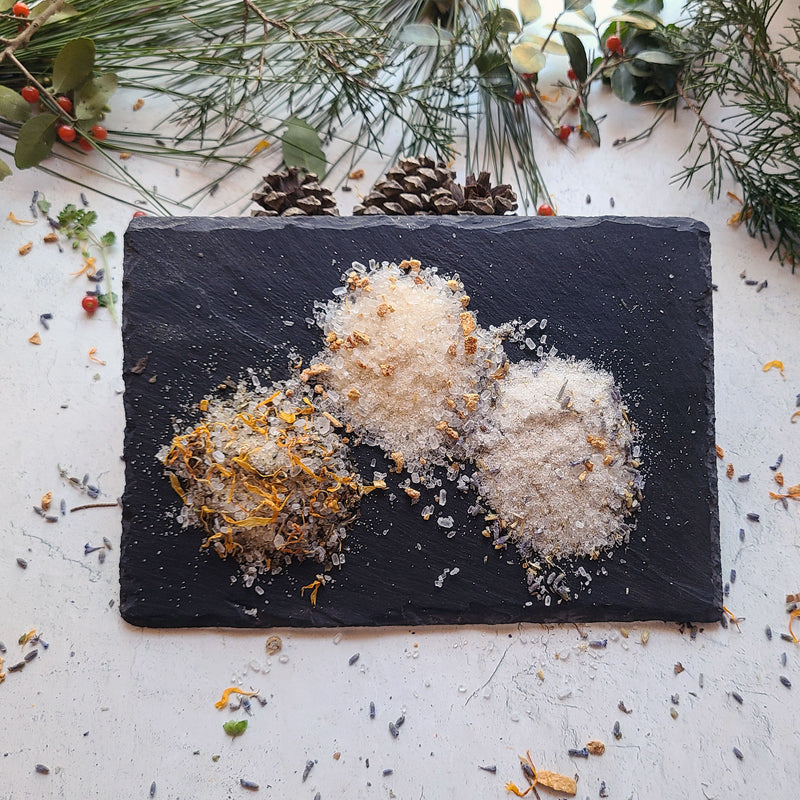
[
  {"left": 474, "top": 356, "right": 644, "bottom": 582},
  {"left": 160, "top": 378, "right": 370, "bottom": 585},
  {"left": 310, "top": 259, "right": 508, "bottom": 474}
]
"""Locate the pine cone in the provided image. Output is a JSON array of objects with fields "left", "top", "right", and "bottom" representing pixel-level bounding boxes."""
[
  {"left": 251, "top": 167, "right": 339, "bottom": 217},
  {"left": 353, "top": 156, "right": 517, "bottom": 216}
]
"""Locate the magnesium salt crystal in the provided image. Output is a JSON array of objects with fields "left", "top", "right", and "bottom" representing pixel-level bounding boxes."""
[{"left": 474, "top": 357, "right": 642, "bottom": 563}]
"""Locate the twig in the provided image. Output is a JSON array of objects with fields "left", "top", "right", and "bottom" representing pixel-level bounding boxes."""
[
  {"left": 70, "top": 502, "right": 120, "bottom": 512},
  {"left": 0, "top": 0, "right": 66, "bottom": 64}
]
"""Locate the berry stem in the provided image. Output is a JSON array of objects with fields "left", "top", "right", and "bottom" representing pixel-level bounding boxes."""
[{"left": 0, "top": 0, "right": 67, "bottom": 64}]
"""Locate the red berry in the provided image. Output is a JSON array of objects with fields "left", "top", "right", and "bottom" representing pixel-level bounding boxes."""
[
  {"left": 557, "top": 124, "right": 572, "bottom": 142},
  {"left": 90, "top": 124, "right": 108, "bottom": 141},
  {"left": 537, "top": 204, "right": 555, "bottom": 216},
  {"left": 567, "top": 68, "right": 577, "bottom": 81},
  {"left": 82, "top": 295, "right": 99, "bottom": 314},
  {"left": 606, "top": 35, "right": 623, "bottom": 55},
  {"left": 78, "top": 138, "right": 93, "bottom": 152},
  {"left": 132, "top": 210, "right": 147, "bottom": 218},
  {"left": 56, "top": 95, "right": 73, "bottom": 113},
  {"left": 57, "top": 125, "right": 76, "bottom": 143},
  {"left": 513, "top": 89, "right": 524, "bottom": 106},
  {"left": 13, "top": 2, "right": 30, "bottom": 17},
  {"left": 20, "top": 85, "right": 39, "bottom": 103}
]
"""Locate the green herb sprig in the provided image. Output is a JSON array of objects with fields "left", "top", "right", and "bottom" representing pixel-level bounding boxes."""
[{"left": 57, "top": 202, "right": 118, "bottom": 320}]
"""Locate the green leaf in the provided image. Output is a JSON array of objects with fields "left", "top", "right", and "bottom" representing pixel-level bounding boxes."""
[
  {"left": 0, "top": 158, "right": 11, "bottom": 181},
  {"left": 282, "top": 117, "right": 327, "bottom": 177},
  {"left": 398, "top": 24, "right": 453, "bottom": 46},
  {"left": 74, "top": 73, "right": 118, "bottom": 120},
  {"left": 577, "top": 5, "right": 596, "bottom": 24},
  {"left": 610, "top": 64, "right": 637, "bottom": 102},
  {"left": 633, "top": 48, "right": 679, "bottom": 65},
  {"left": 495, "top": 8, "right": 521, "bottom": 34},
  {"left": 37, "top": 196, "right": 51, "bottom": 214},
  {"left": 31, "top": 2, "right": 79, "bottom": 22},
  {"left": 518, "top": 0, "right": 541, "bottom": 25},
  {"left": 0, "top": 86, "right": 32, "bottom": 123},
  {"left": 0, "top": 0, "right": 14, "bottom": 10},
  {"left": 606, "top": 13, "right": 658, "bottom": 31},
  {"left": 555, "top": 22, "right": 594, "bottom": 37},
  {"left": 560, "top": 32, "right": 588, "bottom": 82},
  {"left": 14, "top": 113, "right": 58, "bottom": 169},
  {"left": 518, "top": 33, "right": 568, "bottom": 56},
  {"left": 614, "top": 0, "right": 663, "bottom": 14},
  {"left": 475, "top": 53, "right": 515, "bottom": 98},
  {"left": 95, "top": 291, "right": 118, "bottom": 308},
  {"left": 100, "top": 231, "right": 116, "bottom": 247},
  {"left": 579, "top": 106, "right": 600, "bottom": 145},
  {"left": 564, "top": 0, "right": 591, "bottom": 10},
  {"left": 510, "top": 43, "right": 547, "bottom": 75},
  {"left": 223, "top": 719, "right": 248, "bottom": 737},
  {"left": 52, "top": 38, "right": 96, "bottom": 94}
]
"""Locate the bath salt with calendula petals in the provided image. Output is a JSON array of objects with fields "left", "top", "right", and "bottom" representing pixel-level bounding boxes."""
[{"left": 312, "top": 259, "right": 508, "bottom": 474}]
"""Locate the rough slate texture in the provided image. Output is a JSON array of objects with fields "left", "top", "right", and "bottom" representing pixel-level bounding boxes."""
[{"left": 120, "top": 216, "right": 720, "bottom": 628}]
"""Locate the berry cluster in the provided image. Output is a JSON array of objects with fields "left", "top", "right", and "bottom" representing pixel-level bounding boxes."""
[{"left": 19, "top": 86, "right": 108, "bottom": 152}]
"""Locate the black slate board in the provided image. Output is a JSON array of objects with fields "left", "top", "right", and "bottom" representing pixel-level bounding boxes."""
[{"left": 120, "top": 216, "right": 720, "bottom": 628}]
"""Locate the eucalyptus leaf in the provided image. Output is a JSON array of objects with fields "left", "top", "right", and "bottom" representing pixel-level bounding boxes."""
[
  {"left": 579, "top": 106, "right": 601, "bottom": 146},
  {"left": 75, "top": 73, "right": 118, "bottom": 120},
  {"left": 518, "top": 0, "right": 541, "bottom": 25},
  {"left": 633, "top": 48, "right": 679, "bottom": 65},
  {"left": 564, "top": 0, "right": 591, "bottom": 10},
  {"left": 560, "top": 32, "right": 588, "bottom": 82},
  {"left": 0, "top": 158, "right": 11, "bottom": 182},
  {"left": 398, "top": 23, "right": 452, "bottom": 46},
  {"left": 223, "top": 719, "right": 248, "bottom": 737},
  {"left": 31, "top": 2, "right": 79, "bottom": 22},
  {"left": 555, "top": 22, "right": 594, "bottom": 37},
  {"left": 0, "top": 0, "right": 14, "bottom": 10},
  {"left": 578, "top": 5, "right": 596, "bottom": 24},
  {"left": 510, "top": 43, "right": 547, "bottom": 75},
  {"left": 610, "top": 63, "right": 637, "bottom": 102},
  {"left": 495, "top": 8, "right": 521, "bottom": 34},
  {"left": 0, "top": 86, "right": 32, "bottom": 123},
  {"left": 475, "top": 53, "right": 515, "bottom": 97},
  {"left": 52, "top": 38, "right": 96, "bottom": 94},
  {"left": 518, "top": 33, "right": 567, "bottom": 56},
  {"left": 282, "top": 116, "right": 327, "bottom": 177},
  {"left": 606, "top": 13, "right": 657, "bottom": 31},
  {"left": 14, "top": 113, "right": 58, "bottom": 169},
  {"left": 614, "top": 0, "right": 663, "bottom": 14}
]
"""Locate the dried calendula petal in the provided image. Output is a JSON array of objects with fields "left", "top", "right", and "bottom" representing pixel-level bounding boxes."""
[
  {"left": 463, "top": 393, "right": 479, "bottom": 411},
  {"left": 641, "top": 629, "right": 650, "bottom": 645},
  {"left": 762, "top": 360, "right": 785, "bottom": 377},
  {"left": 43, "top": 232, "right": 59, "bottom": 244},
  {"left": 788, "top": 484, "right": 800, "bottom": 496},
  {"left": 726, "top": 463, "right": 734, "bottom": 479},
  {"left": 41, "top": 492, "right": 52, "bottom": 511},
  {"left": 19, "top": 241, "right": 33, "bottom": 256},
  {"left": 348, "top": 168, "right": 365, "bottom": 180},
  {"left": 460, "top": 311, "right": 476, "bottom": 337},
  {"left": 715, "top": 444, "right": 724, "bottom": 459},
  {"left": 586, "top": 740, "right": 606, "bottom": 755},
  {"left": 28, "top": 332, "right": 42, "bottom": 345},
  {"left": 376, "top": 302, "right": 394, "bottom": 317},
  {"left": 587, "top": 435, "right": 607, "bottom": 451},
  {"left": 133, "top": 98, "right": 145, "bottom": 110},
  {"left": 536, "top": 770, "right": 577, "bottom": 795},
  {"left": 404, "top": 487, "right": 420, "bottom": 502},
  {"left": 775, "top": 472, "right": 784, "bottom": 487}
]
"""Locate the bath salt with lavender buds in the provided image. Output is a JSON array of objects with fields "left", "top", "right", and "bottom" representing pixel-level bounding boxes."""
[{"left": 474, "top": 357, "right": 644, "bottom": 568}]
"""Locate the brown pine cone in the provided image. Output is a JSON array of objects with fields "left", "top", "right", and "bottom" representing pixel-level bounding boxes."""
[
  {"left": 251, "top": 167, "right": 339, "bottom": 217},
  {"left": 353, "top": 156, "right": 517, "bottom": 216}
]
